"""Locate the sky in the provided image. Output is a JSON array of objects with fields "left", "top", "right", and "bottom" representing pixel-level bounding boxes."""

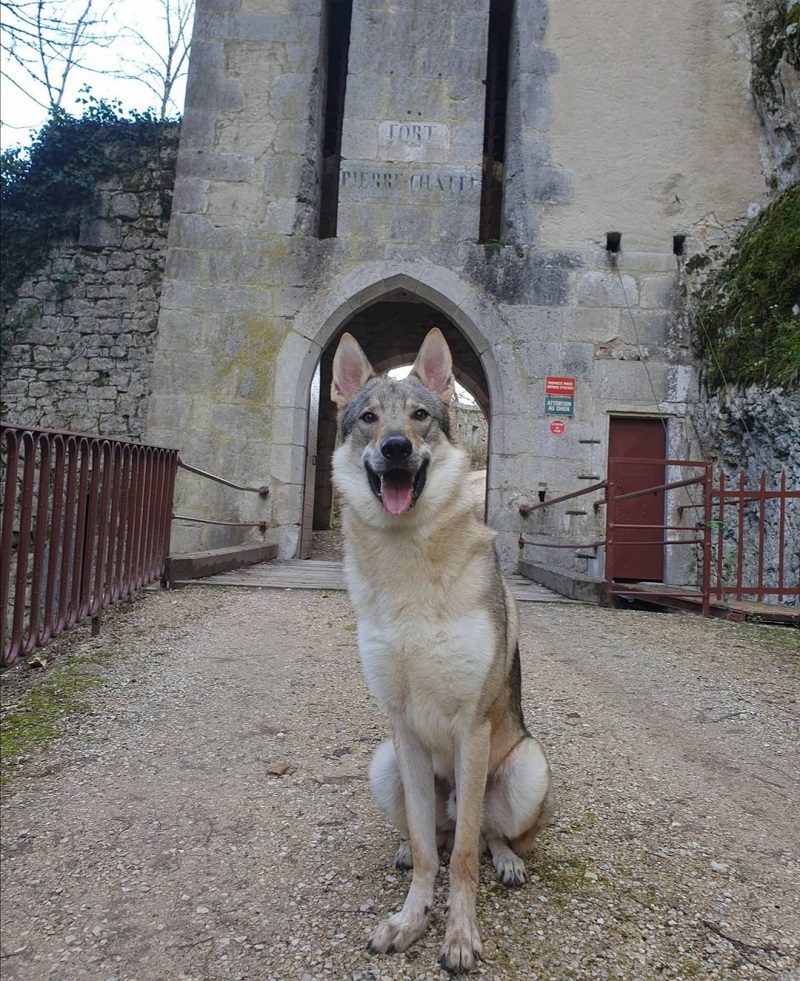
[{"left": 1, "top": 0, "right": 192, "bottom": 150}]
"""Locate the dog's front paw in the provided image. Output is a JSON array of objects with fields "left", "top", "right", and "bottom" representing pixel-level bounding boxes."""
[
  {"left": 438, "top": 918, "right": 482, "bottom": 975},
  {"left": 368, "top": 909, "right": 429, "bottom": 956}
]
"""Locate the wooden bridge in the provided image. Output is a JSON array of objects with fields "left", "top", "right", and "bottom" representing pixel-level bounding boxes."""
[{"left": 174, "top": 559, "right": 577, "bottom": 604}]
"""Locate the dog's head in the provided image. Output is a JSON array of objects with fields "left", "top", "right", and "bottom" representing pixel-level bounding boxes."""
[{"left": 331, "top": 327, "right": 464, "bottom": 521}]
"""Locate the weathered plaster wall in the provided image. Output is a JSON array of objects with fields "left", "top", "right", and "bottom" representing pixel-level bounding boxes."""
[
  {"left": 1, "top": 133, "right": 179, "bottom": 438},
  {"left": 147, "top": 0, "right": 773, "bottom": 572},
  {"left": 541, "top": 1, "right": 767, "bottom": 252}
]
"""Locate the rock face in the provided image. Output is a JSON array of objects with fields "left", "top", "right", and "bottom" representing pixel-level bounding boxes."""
[
  {"left": 694, "top": 386, "right": 800, "bottom": 605},
  {"left": 0, "top": 131, "right": 179, "bottom": 439},
  {"left": 747, "top": 0, "right": 800, "bottom": 190}
]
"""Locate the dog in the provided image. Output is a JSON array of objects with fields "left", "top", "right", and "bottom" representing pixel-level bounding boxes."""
[{"left": 331, "top": 327, "right": 555, "bottom": 974}]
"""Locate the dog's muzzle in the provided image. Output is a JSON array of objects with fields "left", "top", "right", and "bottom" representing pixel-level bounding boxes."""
[{"left": 366, "top": 436, "right": 428, "bottom": 516}]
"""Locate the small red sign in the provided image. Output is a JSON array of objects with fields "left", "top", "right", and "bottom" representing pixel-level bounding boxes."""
[
  {"left": 549, "top": 419, "right": 566, "bottom": 435},
  {"left": 545, "top": 376, "right": 576, "bottom": 396}
]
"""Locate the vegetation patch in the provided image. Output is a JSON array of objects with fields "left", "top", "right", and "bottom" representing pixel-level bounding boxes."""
[
  {"left": 0, "top": 648, "right": 114, "bottom": 794},
  {"left": 690, "top": 181, "right": 800, "bottom": 390},
  {"left": 0, "top": 98, "right": 178, "bottom": 319},
  {"left": 529, "top": 851, "right": 594, "bottom": 905}
]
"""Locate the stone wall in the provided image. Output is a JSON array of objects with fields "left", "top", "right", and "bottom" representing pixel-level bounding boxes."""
[
  {"left": 1, "top": 128, "right": 180, "bottom": 439},
  {"left": 146, "top": 0, "right": 771, "bottom": 572},
  {"left": 450, "top": 400, "right": 488, "bottom": 470}
]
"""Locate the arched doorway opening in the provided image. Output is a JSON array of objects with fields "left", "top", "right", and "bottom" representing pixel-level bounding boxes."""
[{"left": 300, "top": 289, "right": 491, "bottom": 557}]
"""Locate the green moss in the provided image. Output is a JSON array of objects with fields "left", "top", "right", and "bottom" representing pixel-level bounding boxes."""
[
  {"left": 691, "top": 182, "right": 800, "bottom": 390},
  {"left": 0, "top": 648, "right": 115, "bottom": 794},
  {"left": 530, "top": 852, "right": 593, "bottom": 905}
]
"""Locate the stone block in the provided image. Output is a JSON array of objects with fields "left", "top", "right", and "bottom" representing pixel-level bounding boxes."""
[
  {"left": 639, "top": 275, "right": 679, "bottom": 310},
  {"left": 264, "top": 198, "right": 296, "bottom": 235},
  {"left": 172, "top": 179, "right": 209, "bottom": 215},
  {"left": 109, "top": 193, "right": 140, "bottom": 219},
  {"left": 169, "top": 212, "right": 242, "bottom": 251},
  {"left": 388, "top": 205, "right": 433, "bottom": 243},
  {"left": 342, "top": 119, "right": 379, "bottom": 161},
  {"left": 530, "top": 165, "right": 573, "bottom": 205},
  {"left": 271, "top": 405, "right": 307, "bottom": 447},
  {"left": 596, "top": 250, "right": 677, "bottom": 274},
  {"left": 576, "top": 270, "right": 639, "bottom": 308},
  {"left": 166, "top": 543, "right": 278, "bottom": 584},
  {"left": 274, "top": 330, "right": 321, "bottom": 407},
  {"left": 566, "top": 306, "right": 621, "bottom": 343},
  {"left": 593, "top": 358, "right": 669, "bottom": 405},
  {"left": 619, "top": 309, "right": 673, "bottom": 346},
  {"left": 79, "top": 219, "right": 122, "bottom": 250}
]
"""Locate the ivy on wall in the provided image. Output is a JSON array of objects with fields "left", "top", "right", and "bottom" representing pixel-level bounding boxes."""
[
  {"left": 691, "top": 181, "right": 800, "bottom": 391},
  {"left": 0, "top": 100, "right": 179, "bottom": 316}
]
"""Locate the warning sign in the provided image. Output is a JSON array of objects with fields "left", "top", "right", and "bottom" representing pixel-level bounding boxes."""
[
  {"left": 549, "top": 419, "right": 566, "bottom": 435},
  {"left": 544, "top": 395, "right": 575, "bottom": 416},
  {"left": 545, "top": 376, "right": 575, "bottom": 396}
]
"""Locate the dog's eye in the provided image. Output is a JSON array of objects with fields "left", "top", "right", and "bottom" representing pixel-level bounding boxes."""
[
  {"left": 412, "top": 408, "right": 429, "bottom": 421},
  {"left": 360, "top": 411, "right": 377, "bottom": 424}
]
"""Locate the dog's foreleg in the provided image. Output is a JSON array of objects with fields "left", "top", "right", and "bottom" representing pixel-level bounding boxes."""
[
  {"left": 439, "top": 721, "right": 491, "bottom": 974},
  {"left": 368, "top": 727, "right": 438, "bottom": 956}
]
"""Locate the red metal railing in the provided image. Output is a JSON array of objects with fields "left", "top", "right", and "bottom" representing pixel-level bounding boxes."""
[
  {"left": 708, "top": 470, "right": 798, "bottom": 604},
  {"left": 518, "top": 462, "right": 799, "bottom": 616},
  {"left": 1, "top": 423, "right": 178, "bottom": 668}
]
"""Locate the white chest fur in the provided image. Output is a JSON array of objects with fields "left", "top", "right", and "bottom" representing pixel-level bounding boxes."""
[{"left": 349, "top": 550, "right": 497, "bottom": 770}]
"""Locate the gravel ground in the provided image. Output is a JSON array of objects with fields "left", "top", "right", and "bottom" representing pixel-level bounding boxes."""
[{"left": 1, "top": 585, "right": 798, "bottom": 981}]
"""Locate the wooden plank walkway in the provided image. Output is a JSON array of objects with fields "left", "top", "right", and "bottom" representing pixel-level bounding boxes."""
[
  {"left": 619, "top": 581, "right": 800, "bottom": 624},
  {"left": 174, "top": 560, "right": 578, "bottom": 604}
]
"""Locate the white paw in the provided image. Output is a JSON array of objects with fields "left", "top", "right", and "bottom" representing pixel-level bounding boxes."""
[
  {"left": 368, "top": 908, "right": 429, "bottom": 955},
  {"left": 493, "top": 851, "right": 526, "bottom": 886},
  {"left": 487, "top": 839, "right": 526, "bottom": 886},
  {"left": 438, "top": 918, "right": 483, "bottom": 974},
  {"left": 394, "top": 839, "right": 413, "bottom": 869}
]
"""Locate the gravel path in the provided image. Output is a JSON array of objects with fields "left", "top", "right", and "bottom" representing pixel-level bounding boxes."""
[{"left": 1, "top": 585, "right": 798, "bottom": 981}]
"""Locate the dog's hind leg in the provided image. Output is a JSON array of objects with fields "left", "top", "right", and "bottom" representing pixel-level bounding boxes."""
[
  {"left": 370, "top": 741, "right": 455, "bottom": 869},
  {"left": 482, "top": 735, "right": 555, "bottom": 887},
  {"left": 370, "top": 741, "right": 412, "bottom": 868}
]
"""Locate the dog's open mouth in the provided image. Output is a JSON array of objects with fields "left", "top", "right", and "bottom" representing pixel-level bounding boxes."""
[{"left": 366, "top": 462, "right": 428, "bottom": 515}]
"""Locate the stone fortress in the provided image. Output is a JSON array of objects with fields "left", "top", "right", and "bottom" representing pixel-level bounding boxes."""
[
  {"left": 147, "top": 0, "right": 771, "bottom": 583},
  {"left": 3, "top": 0, "right": 796, "bottom": 594}
]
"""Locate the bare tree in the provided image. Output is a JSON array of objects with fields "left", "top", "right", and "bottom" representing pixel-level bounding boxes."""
[
  {"left": 121, "top": 0, "right": 194, "bottom": 120},
  {"left": 0, "top": 0, "right": 117, "bottom": 112}
]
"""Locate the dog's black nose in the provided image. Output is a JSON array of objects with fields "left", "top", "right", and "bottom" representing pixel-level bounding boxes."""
[{"left": 381, "top": 436, "right": 412, "bottom": 462}]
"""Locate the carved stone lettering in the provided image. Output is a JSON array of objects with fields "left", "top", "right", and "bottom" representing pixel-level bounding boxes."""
[
  {"left": 378, "top": 121, "right": 451, "bottom": 163},
  {"left": 340, "top": 166, "right": 480, "bottom": 197}
]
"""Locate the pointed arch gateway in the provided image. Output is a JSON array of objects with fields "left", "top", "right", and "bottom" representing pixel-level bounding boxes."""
[{"left": 285, "top": 270, "right": 505, "bottom": 559}]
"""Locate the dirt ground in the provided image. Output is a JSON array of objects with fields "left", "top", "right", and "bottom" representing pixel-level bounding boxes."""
[{"left": 1, "top": 585, "right": 798, "bottom": 981}]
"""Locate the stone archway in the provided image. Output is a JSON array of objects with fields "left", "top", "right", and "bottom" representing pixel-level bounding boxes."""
[
  {"left": 311, "top": 291, "right": 492, "bottom": 537},
  {"left": 269, "top": 265, "right": 507, "bottom": 560}
]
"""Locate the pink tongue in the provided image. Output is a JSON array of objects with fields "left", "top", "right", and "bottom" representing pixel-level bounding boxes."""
[{"left": 381, "top": 471, "right": 414, "bottom": 515}]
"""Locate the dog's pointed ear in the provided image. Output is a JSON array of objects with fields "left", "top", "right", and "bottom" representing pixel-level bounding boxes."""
[
  {"left": 410, "top": 328, "right": 455, "bottom": 404},
  {"left": 331, "top": 333, "right": 376, "bottom": 407}
]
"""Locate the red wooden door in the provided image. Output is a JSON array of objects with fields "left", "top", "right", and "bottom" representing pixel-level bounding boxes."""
[{"left": 608, "top": 417, "right": 666, "bottom": 581}]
